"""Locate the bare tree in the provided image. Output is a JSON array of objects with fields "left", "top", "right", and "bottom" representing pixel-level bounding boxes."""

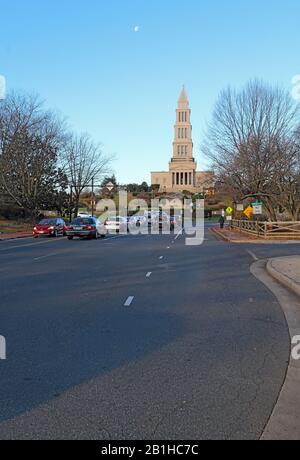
[
  {"left": 61, "top": 133, "right": 114, "bottom": 216},
  {"left": 203, "top": 80, "right": 300, "bottom": 220},
  {"left": 0, "top": 92, "right": 68, "bottom": 216}
]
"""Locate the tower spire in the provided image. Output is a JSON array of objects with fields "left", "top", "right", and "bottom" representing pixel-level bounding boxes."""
[{"left": 178, "top": 85, "right": 189, "bottom": 108}]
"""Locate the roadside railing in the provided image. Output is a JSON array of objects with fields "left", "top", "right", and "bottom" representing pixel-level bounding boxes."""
[{"left": 231, "top": 220, "right": 300, "bottom": 239}]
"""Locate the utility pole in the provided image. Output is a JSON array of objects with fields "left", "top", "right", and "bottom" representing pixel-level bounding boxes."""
[
  {"left": 91, "top": 177, "right": 95, "bottom": 217},
  {"left": 69, "top": 185, "right": 73, "bottom": 223}
]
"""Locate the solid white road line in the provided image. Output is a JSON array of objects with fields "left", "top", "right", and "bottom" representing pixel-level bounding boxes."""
[
  {"left": 124, "top": 296, "right": 135, "bottom": 307},
  {"left": 146, "top": 272, "right": 152, "bottom": 278},
  {"left": 0, "top": 239, "right": 64, "bottom": 252},
  {"left": 247, "top": 250, "right": 259, "bottom": 261},
  {"left": 105, "top": 235, "right": 128, "bottom": 240},
  {"left": 34, "top": 253, "right": 57, "bottom": 261}
]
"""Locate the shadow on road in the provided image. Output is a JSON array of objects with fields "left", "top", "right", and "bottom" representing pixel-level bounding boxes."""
[{"left": 0, "top": 305, "right": 186, "bottom": 423}]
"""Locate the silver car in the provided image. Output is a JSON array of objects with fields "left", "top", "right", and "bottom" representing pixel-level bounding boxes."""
[{"left": 66, "top": 217, "right": 107, "bottom": 240}]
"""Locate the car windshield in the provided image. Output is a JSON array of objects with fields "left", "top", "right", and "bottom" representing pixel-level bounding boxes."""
[
  {"left": 71, "top": 218, "right": 94, "bottom": 225},
  {"left": 39, "top": 219, "right": 56, "bottom": 225}
]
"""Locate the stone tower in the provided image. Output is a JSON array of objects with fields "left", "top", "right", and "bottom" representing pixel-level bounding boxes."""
[
  {"left": 151, "top": 87, "right": 213, "bottom": 193},
  {"left": 169, "top": 86, "right": 197, "bottom": 190}
]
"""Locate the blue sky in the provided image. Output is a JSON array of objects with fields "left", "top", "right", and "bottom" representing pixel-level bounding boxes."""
[{"left": 1, "top": 0, "right": 300, "bottom": 183}]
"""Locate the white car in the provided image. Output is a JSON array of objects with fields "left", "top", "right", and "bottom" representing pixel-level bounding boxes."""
[
  {"left": 105, "top": 216, "right": 128, "bottom": 233},
  {"left": 77, "top": 212, "right": 92, "bottom": 219}
]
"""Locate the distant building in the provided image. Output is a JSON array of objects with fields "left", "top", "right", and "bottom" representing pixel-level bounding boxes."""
[{"left": 151, "top": 87, "right": 213, "bottom": 194}]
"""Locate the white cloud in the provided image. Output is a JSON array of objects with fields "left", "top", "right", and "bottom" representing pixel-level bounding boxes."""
[{"left": 134, "top": 26, "right": 140, "bottom": 33}]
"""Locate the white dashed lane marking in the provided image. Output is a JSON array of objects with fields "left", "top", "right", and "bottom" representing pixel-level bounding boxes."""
[{"left": 124, "top": 296, "right": 135, "bottom": 307}]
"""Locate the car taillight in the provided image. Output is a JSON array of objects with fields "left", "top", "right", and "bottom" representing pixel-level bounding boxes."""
[{"left": 85, "top": 225, "right": 94, "bottom": 230}]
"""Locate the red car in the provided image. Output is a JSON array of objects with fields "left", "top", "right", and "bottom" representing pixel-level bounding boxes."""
[{"left": 33, "top": 218, "right": 66, "bottom": 238}]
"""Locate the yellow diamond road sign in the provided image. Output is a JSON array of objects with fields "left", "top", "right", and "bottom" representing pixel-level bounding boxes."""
[
  {"left": 226, "top": 207, "right": 233, "bottom": 214},
  {"left": 244, "top": 206, "right": 253, "bottom": 219}
]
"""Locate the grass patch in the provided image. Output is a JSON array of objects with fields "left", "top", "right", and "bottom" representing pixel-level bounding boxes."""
[{"left": 0, "top": 219, "right": 32, "bottom": 234}]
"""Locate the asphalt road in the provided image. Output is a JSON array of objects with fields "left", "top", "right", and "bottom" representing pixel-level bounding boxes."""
[{"left": 0, "top": 224, "right": 297, "bottom": 439}]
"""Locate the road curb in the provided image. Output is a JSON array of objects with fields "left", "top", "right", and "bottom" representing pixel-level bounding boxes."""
[
  {"left": 0, "top": 234, "right": 32, "bottom": 241},
  {"left": 210, "top": 227, "right": 255, "bottom": 243},
  {"left": 210, "top": 227, "right": 230, "bottom": 242},
  {"left": 267, "top": 259, "right": 300, "bottom": 298},
  {"left": 251, "top": 260, "right": 300, "bottom": 440},
  {"left": 210, "top": 227, "right": 300, "bottom": 245}
]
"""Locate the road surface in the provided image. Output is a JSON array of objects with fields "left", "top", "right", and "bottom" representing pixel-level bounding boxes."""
[{"left": 0, "top": 223, "right": 296, "bottom": 439}]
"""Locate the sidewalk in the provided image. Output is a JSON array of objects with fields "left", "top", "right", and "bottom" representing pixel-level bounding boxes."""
[
  {"left": 267, "top": 256, "right": 300, "bottom": 298},
  {"left": 251, "top": 258, "right": 300, "bottom": 440},
  {"left": 0, "top": 231, "right": 32, "bottom": 241},
  {"left": 211, "top": 226, "right": 300, "bottom": 244}
]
